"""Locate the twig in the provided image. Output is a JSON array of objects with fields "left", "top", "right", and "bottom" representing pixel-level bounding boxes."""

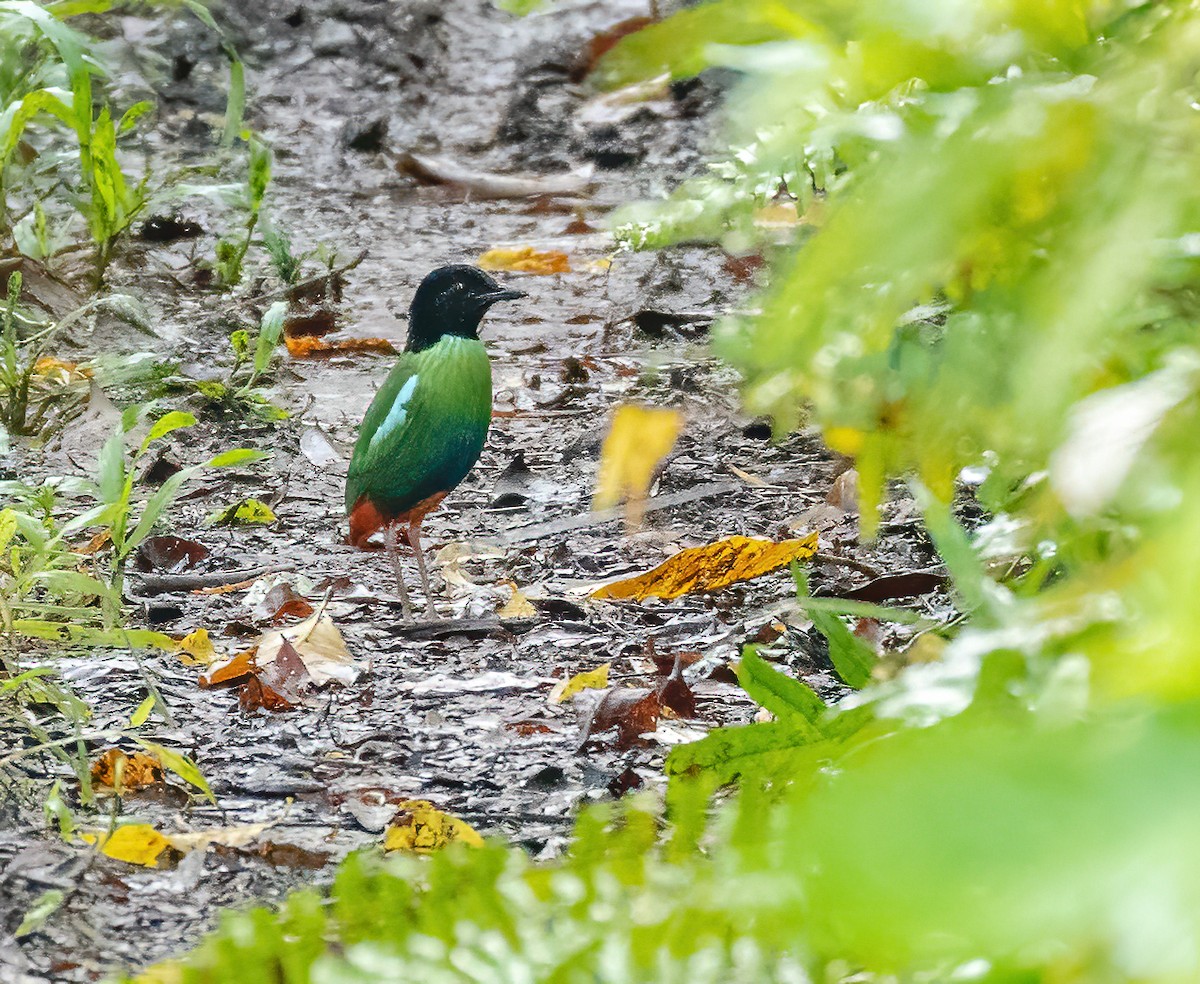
[
  {"left": 242, "top": 249, "right": 368, "bottom": 307},
  {"left": 133, "top": 564, "right": 295, "bottom": 596}
]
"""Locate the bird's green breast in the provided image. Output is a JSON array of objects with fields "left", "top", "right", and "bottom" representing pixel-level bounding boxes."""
[{"left": 345, "top": 335, "right": 492, "bottom": 519}]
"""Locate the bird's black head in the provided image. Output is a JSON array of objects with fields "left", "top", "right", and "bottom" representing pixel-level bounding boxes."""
[{"left": 407, "top": 265, "right": 525, "bottom": 353}]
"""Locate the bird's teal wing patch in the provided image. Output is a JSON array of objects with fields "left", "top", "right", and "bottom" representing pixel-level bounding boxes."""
[{"left": 369, "top": 373, "right": 418, "bottom": 451}]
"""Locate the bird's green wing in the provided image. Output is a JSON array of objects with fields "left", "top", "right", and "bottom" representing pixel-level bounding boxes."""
[{"left": 344, "top": 354, "right": 422, "bottom": 511}]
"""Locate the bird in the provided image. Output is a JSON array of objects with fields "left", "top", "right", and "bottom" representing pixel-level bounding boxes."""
[{"left": 344, "top": 265, "right": 525, "bottom": 619}]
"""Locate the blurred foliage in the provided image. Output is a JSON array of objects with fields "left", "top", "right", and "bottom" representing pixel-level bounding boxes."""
[{"left": 131, "top": 3, "right": 1200, "bottom": 982}]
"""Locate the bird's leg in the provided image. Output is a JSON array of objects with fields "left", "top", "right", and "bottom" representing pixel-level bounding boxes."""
[
  {"left": 383, "top": 522, "right": 414, "bottom": 620},
  {"left": 408, "top": 518, "right": 437, "bottom": 619}
]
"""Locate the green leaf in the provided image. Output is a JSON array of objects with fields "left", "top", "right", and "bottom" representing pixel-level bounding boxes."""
[
  {"left": 230, "top": 328, "right": 250, "bottom": 362},
  {"left": 14, "top": 889, "right": 64, "bottom": 939},
  {"left": 795, "top": 568, "right": 876, "bottom": 689},
  {"left": 129, "top": 695, "right": 156, "bottom": 728},
  {"left": 0, "top": 507, "right": 16, "bottom": 554},
  {"left": 247, "top": 134, "right": 272, "bottom": 211},
  {"left": 31, "top": 569, "right": 106, "bottom": 599},
  {"left": 140, "top": 410, "right": 196, "bottom": 455},
  {"left": 134, "top": 739, "right": 215, "bottom": 804},
  {"left": 206, "top": 498, "right": 276, "bottom": 526},
  {"left": 219, "top": 43, "right": 245, "bottom": 149},
  {"left": 96, "top": 427, "right": 125, "bottom": 503},
  {"left": 737, "top": 646, "right": 826, "bottom": 723},
  {"left": 12, "top": 620, "right": 176, "bottom": 649},
  {"left": 253, "top": 301, "right": 287, "bottom": 375},
  {"left": 123, "top": 466, "right": 198, "bottom": 556},
  {"left": 206, "top": 448, "right": 267, "bottom": 468},
  {"left": 665, "top": 718, "right": 822, "bottom": 786},
  {"left": 116, "top": 99, "right": 152, "bottom": 135}
]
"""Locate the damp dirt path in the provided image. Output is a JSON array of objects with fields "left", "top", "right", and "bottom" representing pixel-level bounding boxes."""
[{"left": 0, "top": 3, "right": 945, "bottom": 980}]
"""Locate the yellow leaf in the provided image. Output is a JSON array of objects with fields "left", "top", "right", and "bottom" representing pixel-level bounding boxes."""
[
  {"left": 383, "top": 800, "right": 484, "bottom": 854},
  {"left": 497, "top": 581, "right": 537, "bottom": 619},
  {"left": 175, "top": 627, "right": 218, "bottom": 666},
  {"left": 478, "top": 245, "right": 570, "bottom": 275},
  {"left": 81, "top": 824, "right": 171, "bottom": 867},
  {"left": 592, "top": 533, "right": 819, "bottom": 602},
  {"left": 593, "top": 405, "right": 683, "bottom": 527},
  {"left": 549, "top": 663, "right": 610, "bottom": 704},
  {"left": 130, "top": 960, "right": 184, "bottom": 984},
  {"left": 825, "top": 426, "right": 864, "bottom": 455},
  {"left": 207, "top": 498, "right": 277, "bottom": 526}
]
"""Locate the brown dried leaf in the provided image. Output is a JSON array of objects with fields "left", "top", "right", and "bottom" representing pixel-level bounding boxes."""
[
  {"left": 592, "top": 533, "right": 819, "bottom": 601},
  {"left": 578, "top": 687, "right": 660, "bottom": 750},
  {"left": 134, "top": 535, "right": 209, "bottom": 573},
  {"left": 91, "top": 749, "right": 163, "bottom": 791}
]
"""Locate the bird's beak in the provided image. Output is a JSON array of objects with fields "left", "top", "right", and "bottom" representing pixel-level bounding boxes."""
[{"left": 481, "top": 288, "right": 526, "bottom": 303}]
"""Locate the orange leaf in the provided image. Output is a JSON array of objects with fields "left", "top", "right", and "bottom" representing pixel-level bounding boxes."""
[
  {"left": 90, "top": 749, "right": 163, "bottom": 790},
  {"left": 285, "top": 335, "right": 397, "bottom": 358},
  {"left": 592, "top": 533, "right": 819, "bottom": 601},
  {"left": 478, "top": 245, "right": 570, "bottom": 275},
  {"left": 199, "top": 649, "right": 256, "bottom": 687}
]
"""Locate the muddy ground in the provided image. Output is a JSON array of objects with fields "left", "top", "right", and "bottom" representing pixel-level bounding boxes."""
[{"left": 0, "top": 3, "right": 942, "bottom": 980}]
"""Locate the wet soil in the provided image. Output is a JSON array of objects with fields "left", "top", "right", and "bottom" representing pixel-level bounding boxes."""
[{"left": 0, "top": 3, "right": 944, "bottom": 980}]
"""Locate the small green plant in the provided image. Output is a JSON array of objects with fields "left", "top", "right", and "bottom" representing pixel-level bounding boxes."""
[
  {"left": 0, "top": 1, "right": 244, "bottom": 282},
  {"left": 213, "top": 133, "right": 272, "bottom": 286},
  {"left": 192, "top": 301, "right": 288, "bottom": 419},
  {"left": 92, "top": 406, "right": 268, "bottom": 613}
]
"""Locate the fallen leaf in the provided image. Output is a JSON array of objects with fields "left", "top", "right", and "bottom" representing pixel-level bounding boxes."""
[
  {"left": 253, "top": 841, "right": 332, "bottom": 869},
  {"left": 90, "top": 749, "right": 163, "bottom": 791},
  {"left": 76, "top": 529, "right": 112, "bottom": 555},
  {"left": 256, "top": 609, "right": 359, "bottom": 687},
  {"left": 478, "top": 245, "right": 570, "bottom": 275},
  {"left": 592, "top": 533, "right": 819, "bottom": 601},
  {"left": 284, "top": 334, "right": 396, "bottom": 358},
  {"left": 384, "top": 800, "right": 484, "bottom": 853},
  {"left": 497, "top": 581, "right": 537, "bottom": 619},
  {"left": 840, "top": 570, "right": 946, "bottom": 603},
  {"left": 175, "top": 627, "right": 219, "bottom": 666},
  {"left": 506, "top": 720, "right": 554, "bottom": 737},
  {"left": 206, "top": 498, "right": 277, "bottom": 526},
  {"left": 255, "top": 582, "right": 315, "bottom": 623},
  {"left": 242, "top": 639, "right": 307, "bottom": 710},
  {"left": 239, "top": 674, "right": 296, "bottom": 712},
  {"left": 32, "top": 356, "right": 91, "bottom": 384},
  {"left": 81, "top": 825, "right": 173, "bottom": 867},
  {"left": 299, "top": 425, "right": 343, "bottom": 467},
  {"left": 657, "top": 652, "right": 697, "bottom": 718},
  {"left": 578, "top": 688, "right": 660, "bottom": 750},
  {"left": 593, "top": 404, "right": 683, "bottom": 527},
  {"left": 549, "top": 663, "right": 610, "bottom": 704},
  {"left": 827, "top": 468, "right": 859, "bottom": 512},
  {"left": 135, "top": 535, "right": 209, "bottom": 573},
  {"left": 199, "top": 649, "right": 255, "bottom": 687},
  {"left": 167, "top": 821, "right": 276, "bottom": 852}
]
